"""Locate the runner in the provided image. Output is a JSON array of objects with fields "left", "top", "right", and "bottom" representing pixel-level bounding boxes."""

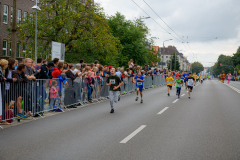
[
  {"left": 227, "top": 72, "right": 231, "bottom": 84},
  {"left": 193, "top": 72, "right": 197, "bottom": 86},
  {"left": 176, "top": 75, "right": 183, "bottom": 98},
  {"left": 106, "top": 67, "right": 123, "bottom": 113},
  {"left": 180, "top": 72, "right": 185, "bottom": 87},
  {"left": 183, "top": 71, "right": 189, "bottom": 90},
  {"left": 166, "top": 72, "right": 175, "bottom": 96},
  {"left": 200, "top": 74, "right": 204, "bottom": 84},
  {"left": 134, "top": 71, "right": 145, "bottom": 103},
  {"left": 187, "top": 73, "right": 195, "bottom": 99}
]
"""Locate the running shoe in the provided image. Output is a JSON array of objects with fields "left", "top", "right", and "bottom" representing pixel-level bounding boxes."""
[
  {"left": 188, "top": 97, "right": 190, "bottom": 99},
  {"left": 17, "top": 113, "right": 27, "bottom": 119},
  {"left": 118, "top": 95, "right": 121, "bottom": 101},
  {"left": 168, "top": 93, "right": 170, "bottom": 96},
  {"left": 135, "top": 97, "right": 139, "bottom": 101},
  {"left": 110, "top": 109, "right": 114, "bottom": 113},
  {"left": 141, "top": 99, "right": 143, "bottom": 103}
]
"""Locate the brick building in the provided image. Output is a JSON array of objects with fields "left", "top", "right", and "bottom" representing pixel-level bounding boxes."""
[{"left": 0, "top": 0, "right": 35, "bottom": 59}]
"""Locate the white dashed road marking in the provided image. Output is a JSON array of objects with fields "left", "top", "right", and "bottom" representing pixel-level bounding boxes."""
[
  {"left": 120, "top": 125, "right": 146, "bottom": 144},
  {"left": 157, "top": 107, "right": 169, "bottom": 115}
]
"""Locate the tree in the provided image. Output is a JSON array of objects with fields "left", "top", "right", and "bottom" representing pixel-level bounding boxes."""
[
  {"left": 191, "top": 62, "right": 204, "bottom": 74},
  {"left": 108, "top": 13, "right": 159, "bottom": 67},
  {"left": 13, "top": 0, "right": 122, "bottom": 66},
  {"left": 232, "top": 46, "right": 240, "bottom": 67},
  {"left": 167, "top": 53, "right": 180, "bottom": 71}
]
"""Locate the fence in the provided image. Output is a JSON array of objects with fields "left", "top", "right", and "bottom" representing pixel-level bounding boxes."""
[{"left": 0, "top": 75, "right": 166, "bottom": 124}]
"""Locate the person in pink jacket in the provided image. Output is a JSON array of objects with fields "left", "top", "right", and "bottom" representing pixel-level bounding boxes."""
[
  {"left": 49, "top": 80, "right": 61, "bottom": 109},
  {"left": 227, "top": 72, "right": 231, "bottom": 84}
]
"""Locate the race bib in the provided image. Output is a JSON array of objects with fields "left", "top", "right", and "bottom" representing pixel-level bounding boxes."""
[
  {"left": 137, "top": 82, "right": 143, "bottom": 86},
  {"left": 110, "top": 79, "right": 115, "bottom": 84},
  {"left": 188, "top": 79, "right": 193, "bottom": 85},
  {"left": 167, "top": 81, "right": 171, "bottom": 84},
  {"left": 176, "top": 83, "right": 181, "bottom": 87}
]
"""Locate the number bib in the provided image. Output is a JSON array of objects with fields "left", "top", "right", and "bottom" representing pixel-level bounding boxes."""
[
  {"left": 137, "top": 82, "right": 143, "bottom": 86},
  {"left": 167, "top": 81, "right": 171, "bottom": 84},
  {"left": 110, "top": 79, "right": 116, "bottom": 84},
  {"left": 188, "top": 79, "right": 193, "bottom": 85}
]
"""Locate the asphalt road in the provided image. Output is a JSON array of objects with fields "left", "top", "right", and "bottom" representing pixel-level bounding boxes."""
[{"left": 0, "top": 79, "right": 240, "bottom": 160}]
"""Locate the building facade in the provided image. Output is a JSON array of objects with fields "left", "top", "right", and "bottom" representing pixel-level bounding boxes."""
[{"left": 0, "top": 0, "right": 36, "bottom": 59}]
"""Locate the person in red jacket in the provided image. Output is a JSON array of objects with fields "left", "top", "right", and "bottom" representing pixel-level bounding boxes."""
[{"left": 52, "top": 62, "right": 63, "bottom": 78}]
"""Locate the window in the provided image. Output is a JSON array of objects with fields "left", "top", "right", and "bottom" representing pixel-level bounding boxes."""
[
  {"left": 11, "top": 7, "right": 13, "bottom": 23},
  {"left": 24, "top": 12, "right": 27, "bottom": 22},
  {"left": 3, "top": 40, "right": 7, "bottom": 56},
  {"left": 9, "top": 42, "right": 12, "bottom": 56},
  {"left": 23, "top": 45, "right": 26, "bottom": 57},
  {"left": 3, "top": 5, "right": 8, "bottom": 24},
  {"left": 17, "top": 43, "right": 20, "bottom": 57},
  {"left": 17, "top": 10, "right": 22, "bottom": 24}
]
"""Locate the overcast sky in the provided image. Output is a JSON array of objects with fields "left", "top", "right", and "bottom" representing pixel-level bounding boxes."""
[{"left": 95, "top": 0, "right": 240, "bottom": 67}]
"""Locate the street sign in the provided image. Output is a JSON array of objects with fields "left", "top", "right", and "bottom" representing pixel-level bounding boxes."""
[{"left": 51, "top": 41, "right": 65, "bottom": 62}]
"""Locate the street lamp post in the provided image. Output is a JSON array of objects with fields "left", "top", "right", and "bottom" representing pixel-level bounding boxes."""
[
  {"left": 32, "top": 1, "right": 41, "bottom": 63},
  {"left": 162, "top": 39, "right": 172, "bottom": 70}
]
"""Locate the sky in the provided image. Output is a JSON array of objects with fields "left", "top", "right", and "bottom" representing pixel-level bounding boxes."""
[{"left": 94, "top": 0, "right": 240, "bottom": 67}]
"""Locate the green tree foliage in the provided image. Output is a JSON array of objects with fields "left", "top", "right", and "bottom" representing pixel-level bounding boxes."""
[
  {"left": 167, "top": 53, "right": 180, "bottom": 71},
  {"left": 108, "top": 13, "right": 160, "bottom": 67},
  {"left": 15, "top": 0, "right": 122, "bottom": 65},
  {"left": 232, "top": 46, "right": 240, "bottom": 67},
  {"left": 191, "top": 62, "right": 204, "bottom": 74}
]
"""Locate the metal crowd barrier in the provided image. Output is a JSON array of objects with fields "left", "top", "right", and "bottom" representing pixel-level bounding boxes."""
[{"left": 1, "top": 75, "right": 166, "bottom": 123}]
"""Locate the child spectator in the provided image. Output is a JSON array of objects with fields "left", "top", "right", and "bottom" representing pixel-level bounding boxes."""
[{"left": 49, "top": 80, "right": 60, "bottom": 110}]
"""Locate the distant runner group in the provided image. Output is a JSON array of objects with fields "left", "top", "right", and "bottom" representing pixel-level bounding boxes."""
[{"left": 106, "top": 67, "right": 204, "bottom": 113}]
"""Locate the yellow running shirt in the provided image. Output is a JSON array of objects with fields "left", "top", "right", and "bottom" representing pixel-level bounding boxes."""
[
  {"left": 166, "top": 77, "right": 174, "bottom": 86},
  {"left": 193, "top": 74, "right": 197, "bottom": 80}
]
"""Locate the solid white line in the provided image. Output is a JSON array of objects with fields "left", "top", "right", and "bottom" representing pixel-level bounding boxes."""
[
  {"left": 157, "top": 107, "right": 169, "bottom": 115},
  {"left": 172, "top": 99, "right": 179, "bottom": 103},
  {"left": 120, "top": 125, "right": 146, "bottom": 144},
  {"left": 181, "top": 94, "right": 185, "bottom": 97}
]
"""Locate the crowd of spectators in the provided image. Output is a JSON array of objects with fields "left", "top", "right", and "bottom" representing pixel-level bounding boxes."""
[{"left": 0, "top": 57, "right": 182, "bottom": 125}]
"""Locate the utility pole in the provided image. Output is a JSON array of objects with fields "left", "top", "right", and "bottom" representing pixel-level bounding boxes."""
[{"left": 11, "top": 0, "right": 17, "bottom": 59}]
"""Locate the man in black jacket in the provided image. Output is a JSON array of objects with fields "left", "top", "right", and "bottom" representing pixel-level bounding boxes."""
[{"left": 39, "top": 62, "right": 54, "bottom": 79}]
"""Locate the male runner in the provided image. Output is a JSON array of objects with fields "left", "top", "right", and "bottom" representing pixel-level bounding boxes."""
[
  {"left": 187, "top": 73, "right": 196, "bottom": 99},
  {"left": 166, "top": 72, "right": 175, "bottom": 96},
  {"left": 183, "top": 71, "right": 189, "bottom": 90},
  {"left": 193, "top": 72, "right": 197, "bottom": 86},
  {"left": 176, "top": 75, "right": 183, "bottom": 98},
  {"left": 106, "top": 67, "right": 123, "bottom": 113},
  {"left": 134, "top": 71, "right": 145, "bottom": 103}
]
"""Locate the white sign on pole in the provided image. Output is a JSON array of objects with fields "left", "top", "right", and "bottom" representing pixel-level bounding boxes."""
[{"left": 51, "top": 41, "right": 65, "bottom": 62}]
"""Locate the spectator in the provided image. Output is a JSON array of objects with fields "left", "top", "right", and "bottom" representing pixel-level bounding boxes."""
[
  {"left": 12, "top": 64, "right": 29, "bottom": 119},
  {"left": 49, "top": 80, "right": 60, "bottom": 110},
  {"left": 63, "top": 62, "right": 68, "bottom": 70},
  {"left": 53, "top": 58, "right": 59, "bottom": 67},
  {"left": 81, "top": 63, "right": 87, "bottom": 72},
  {"left": 80, "top": 59, "right": 84, "bottom": 66},
  {"left": 0, "top": 59, "right": 8, "bottom": 125},
  {"left": 128, "top": 59, "right": 134, "bottom": 69},
  {"left": 14, "top": 60, "right": 18, "bottom": 70},
  {"left": 24, "top": 58, "right": 37, "bottom": 80},
  {"left": 94, "top": 60, "right": 99, "bottom": 67},
  {"left": 90, "top": 63, "right": 94, "bottom": 71},
  {"left": 52, "top": 62, "right": 63, "bottom": 78},
  {"left": 34, "top": 58, "right": 43, "bottom": 70},
  {"left": 115, "top": 67, "right": 122, "bottom": 78},
  {"left": 43, "top": 60, "right": 47, "bottom": 65},
  {"left": 5, "top": 59, "right": 17, "bottom": 112},
  {"left": 66, "top": 64, "right": 80, "bottom": 82},
  {"left": 39, "top": 61, "right": 54, "bottom": 79}
]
